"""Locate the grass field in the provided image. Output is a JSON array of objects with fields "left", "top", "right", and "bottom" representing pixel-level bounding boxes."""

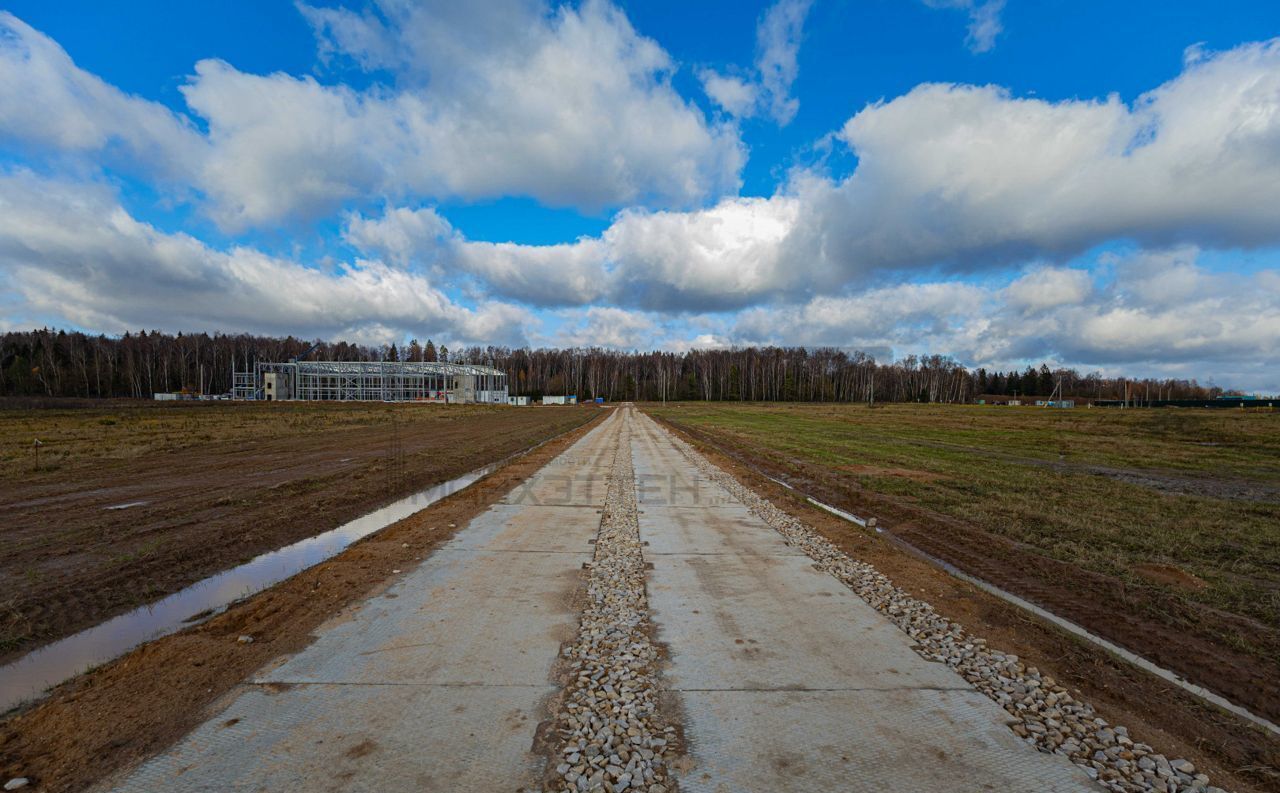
[
  {"left": 0, "top": 400, "right": 598, "bottom": 661},
  {"left": 649, "top": 402, "right": 1280, "bottom": 627},
  {"left": 648, "top": 400, "right": 1280, "bottom": 722}
]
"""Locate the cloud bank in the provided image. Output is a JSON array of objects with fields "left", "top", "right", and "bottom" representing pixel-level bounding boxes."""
[
  {"left": 0, "top": 7, "right": 1278, "bottom": 390},
  {"left": 0, "top": 171, "right": 530, "bottom": 347},
  {"left": 408, "top": 37, "right": 1280, "bottom": 312},
  {"left": 0, "top": 4, "right": 744, "bottom": 228}
]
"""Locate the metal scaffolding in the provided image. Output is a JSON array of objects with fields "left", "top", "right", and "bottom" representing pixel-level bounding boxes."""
[{"left": 232, "top": 360, "right": 508, "bottom": 404}]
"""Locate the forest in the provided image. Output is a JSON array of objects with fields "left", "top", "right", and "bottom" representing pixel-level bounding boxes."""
[{"left": 0, "top": 328, "right": 1236, "bottom": 404}]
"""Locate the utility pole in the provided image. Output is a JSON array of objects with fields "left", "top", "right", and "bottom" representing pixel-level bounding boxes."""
[{"left": 1046, "top": 376, "right": 1062, "bottom": 406}]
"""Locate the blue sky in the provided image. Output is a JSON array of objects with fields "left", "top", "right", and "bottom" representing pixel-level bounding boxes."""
[{"left": 1, "top": 1, "right": 1278, "bottom": 391}]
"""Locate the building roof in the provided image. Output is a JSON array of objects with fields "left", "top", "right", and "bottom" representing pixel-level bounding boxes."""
[{"left": 268, "top": 360, "right": 505, "bottom": 377}]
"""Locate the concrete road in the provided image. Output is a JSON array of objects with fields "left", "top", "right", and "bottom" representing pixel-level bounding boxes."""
[
  {"left": 109, "top": 411, "right": 621, "bottom": 793},
  {"left": 108, "top": 406, "right": 1096, "bottom": 792},
  {"left": 629, "top": 412, "right": 1094, "bottom": 792}
]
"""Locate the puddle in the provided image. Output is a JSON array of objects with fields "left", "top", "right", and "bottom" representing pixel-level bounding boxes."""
[
  {"left": 0, "top": 462, "right": 500, "bottom": 712},
  {"left": 104, "top": 501, "right": 149, "bottom": 511}
]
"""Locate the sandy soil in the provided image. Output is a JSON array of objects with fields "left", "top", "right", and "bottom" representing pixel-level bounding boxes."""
[
  {"left": 0, "top": 403, "right": 596, "bottom": 663},
  {"left": 0, "top": 411, "right": 606, "bottom": 793},
  {"left": 653, "top": 415, "right": 1280, "bottom": 793}
]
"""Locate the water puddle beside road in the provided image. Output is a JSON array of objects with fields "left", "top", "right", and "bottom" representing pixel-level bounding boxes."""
[
  {"left": 0, "top": 462, "right": 500, "bottom": 712},
  {"left": 104, "top": 500, "right": 149, "bottom": 510}
]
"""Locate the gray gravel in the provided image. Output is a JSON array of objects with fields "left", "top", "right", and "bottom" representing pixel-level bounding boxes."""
[
  {"left": 651, "top": 415, "right": 1229, "bottom": 793},
  {"left": 545, "top": 415, "right": 676, "bottom": 793}
]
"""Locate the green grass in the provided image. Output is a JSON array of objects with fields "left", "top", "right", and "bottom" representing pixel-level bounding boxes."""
[{"left": 648, "top": 402, "right": 1280, "bottom": 629}]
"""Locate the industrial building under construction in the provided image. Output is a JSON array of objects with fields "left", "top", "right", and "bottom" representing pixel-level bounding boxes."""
[{"left": 232, "top": 360, "right": 508, "bottom": 404}]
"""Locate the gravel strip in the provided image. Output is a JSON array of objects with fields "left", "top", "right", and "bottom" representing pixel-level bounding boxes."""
[
  {"left": 545, "top": 413, "right": 677, "bottom": 793},
  {"left": 650, "top": 414, "right": 1228, "bottom": 793}
]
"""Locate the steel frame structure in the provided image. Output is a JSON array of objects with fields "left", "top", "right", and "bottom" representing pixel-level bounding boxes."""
[{"left": 232, "top": 360, "right": 508, "bottom": 403}]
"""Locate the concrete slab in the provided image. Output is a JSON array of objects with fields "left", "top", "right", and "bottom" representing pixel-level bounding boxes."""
[
  {"left": 647, "top": 552, "right": 961, "bottom": 691},
  {"left": 630, "top": 424, "right": 740, "bottom": 509},
  {"left": 443, "top": 503, "right": 600, "bottom": 553},
  {"left": 496, "top": 417, "right": 619, "bottom": 509},
  {"left": 640, "top": 504, "right": 804, "bottom": 557},
  {"left": 634, "top": 471, "right": 740, "bottom": 509},
  {"left": 669, "top": 689, "right": 1090, "bottom": 793},
  {"left": 256, "top": 547, "right": 587, "bottom": 687},
  {"left": 630, "top": 413, "right": 1096, "bottom": 792},
  {"left": 500, "top": 470, "right": 608, "bottom": 507},
  {"left": 114, "top": 683, "right": 552, "bottom": 793}
]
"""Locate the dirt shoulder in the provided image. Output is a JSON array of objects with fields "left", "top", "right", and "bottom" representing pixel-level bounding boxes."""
[
  {"left": 650, "top": 412, "right": 1280, "bottom": 793},
  {"left": 0, "top": 401, "right": 596, "bottom": 662},
  {"left": 0, "top": 411, "right": 605, "bottom": 793}
]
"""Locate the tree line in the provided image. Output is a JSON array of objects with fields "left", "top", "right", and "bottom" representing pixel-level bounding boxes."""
[{"left": 0, "top": 328, "right": 1238, "bottom": 403}]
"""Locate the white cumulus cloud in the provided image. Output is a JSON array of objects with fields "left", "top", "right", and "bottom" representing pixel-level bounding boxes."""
[
  {"left": 0, "top": 4, "right": 745, "bottom": 229},
  {"left": 1003, "top": 268, "right": 1093, "bottom": 314},
  {"left": 0, "top": 13, "right": 207, "bottom": 184},
  {"left": 342, "top": 197, "right": 801, "bottom": 311},
  {"left": 922, "top": 0, "right": 1006, "bottom": 53},
  {"left": 409, "top": 38, "right": 1280, "bottom": 315},
  {"left": 727, "top": 253, "right": 1280, "bottom": 391},
  {"left": 0, "top": 171, "right": 531, "bottom": 347},
  {"left": 699, "top": 0, "right": 812, "bottom": 125},
  {"left": 803, "top": 38, "right": 1280, "bottom": 281}
]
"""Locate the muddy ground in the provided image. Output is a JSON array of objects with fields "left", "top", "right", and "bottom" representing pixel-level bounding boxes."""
[
  {"left": 0, "top": 411, "right": 606, "bottom": 793},
  {"left": 652, "top": 414, "right": 1280, "bottom": 793},
  {"left": 0, "top": 401, "right": 597, "bottom": 663}
]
